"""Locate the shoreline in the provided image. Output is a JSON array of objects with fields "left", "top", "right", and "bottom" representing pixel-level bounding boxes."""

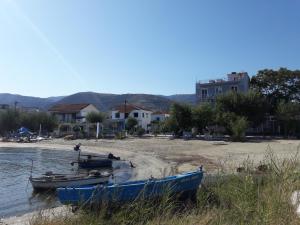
[{"left": 1, "top": 137, "right": 300, "bottom": 224}]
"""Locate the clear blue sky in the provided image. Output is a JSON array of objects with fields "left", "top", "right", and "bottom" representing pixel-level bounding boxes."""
[{"left": 0, "top": 0, "right": 299, "bottom": 97}]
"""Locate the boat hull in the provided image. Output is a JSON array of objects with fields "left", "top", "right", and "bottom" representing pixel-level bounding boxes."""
[
  {"left": 31, "top": 176, "right": 109, "bottom": 190},
  {"left": 78, "top": 159, "right": 112, "bottom": 168},
  {"left": 58, "top": 170, "right": 203, "bottom": 205}
]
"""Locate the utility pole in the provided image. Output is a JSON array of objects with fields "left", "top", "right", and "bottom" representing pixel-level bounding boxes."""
[
  {"left": 14, "top": 101, "right": 18, "bottom": 113},
  {"left": 124, "top": 100, "right": 127, "bottom": 131}
]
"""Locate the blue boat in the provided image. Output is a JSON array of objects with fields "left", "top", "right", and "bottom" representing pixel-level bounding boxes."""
[{"left": 57, "top": 168, "right": 204, "bottom": 206}]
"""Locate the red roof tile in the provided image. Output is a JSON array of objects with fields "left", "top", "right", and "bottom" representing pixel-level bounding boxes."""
[
  {"left": 152, "top": 111, "right": 170, "bottom": 115},
  {"left": 113, "top": 104, "right": 151, "bottom": 113},
  {"left": 48, "top": 104, "right": 90, "bottom": 113}
]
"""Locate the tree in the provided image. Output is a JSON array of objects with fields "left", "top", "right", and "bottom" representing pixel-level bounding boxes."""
[
  {"left": 20, "top": 112, "right": 57, "bottom": 132},
  {"left": 169, "top": 103, "right": 193, "bottom": 135},
  {"left": 215, "top": 111, "right": 237, "bottom": 134},
  {"left": 135, "top": 126, "right": 145, "bottom": 137},
  {"left": 229, "top": 116, "right": 248, "bottom": 142},
  {"left": 0, "top": 110, "right": 58, "bottom": 136},
  {"left": 216, "top": 91, "right": 269, "bottom": 127},
  {"left": 126, "top": 117, "right": 138, "bottom": 134},
  {"left": 251, "top": 68, "right": 300, "bottom": 109},
  {"left": 151, "top": 120, "right": 161, "bottom": 136},
  {"left": 86, "top": 112, "right": 106, "bottom": 123},
  {"left": 161, "top": 117, "right": 179, "bottom": 134},
  {"left": 192, "top": 103, "right": 215, "bottom": 134},
  {"left": 0, "top": 109, "right": 21, "bottom": 135},
  {"left": 276, "top": 101, "right": 300, "bottom": 137}
]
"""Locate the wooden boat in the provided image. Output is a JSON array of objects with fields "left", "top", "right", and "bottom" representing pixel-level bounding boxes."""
[
  {"left": 57, "top": 168, "right": 204, "bottom": 205},
  {"left": 77, "top": 158, "right": 113, "bottom": 168},
  {"left": 30, "top": 171, "right": 111, "bottom": 191},
  {"left": 72, "top": 154, "right": 113, "bottom": 168},
  {"left": 72, "top": 144, "right": 119, "bottom": 168}
]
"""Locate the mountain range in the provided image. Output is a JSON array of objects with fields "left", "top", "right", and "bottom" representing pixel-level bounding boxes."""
[{"left": 0, "top": 92, "right": 196, "bottom": 112}]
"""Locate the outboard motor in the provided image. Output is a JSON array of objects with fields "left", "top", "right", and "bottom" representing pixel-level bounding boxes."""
[
  {"left": 89, "top": 170, "right": 101, "bottom": 177},
  {"left": 74, "top": 143, "right": 81, "bottom": 151},
  {"left": 108, "top": 153, "right": 120, "bottom": 160}
]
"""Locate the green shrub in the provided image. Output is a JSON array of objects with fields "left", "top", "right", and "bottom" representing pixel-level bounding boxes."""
[
  {"left": 135, "top": 126, "right": 145, "bottom": 137},
  {"left": 86, "top": 112, "right": 106, "bottom": 123},
  {"left": 229, "top": 116, "right": 248, "bottom": 141},
  {"left": 126, "top": 117, "right": 138, "bottom": 135}
]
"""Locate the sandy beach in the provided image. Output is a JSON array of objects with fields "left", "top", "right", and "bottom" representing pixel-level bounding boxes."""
[{"left": 1, "top": 137, "right": 300, "bottom": 224}]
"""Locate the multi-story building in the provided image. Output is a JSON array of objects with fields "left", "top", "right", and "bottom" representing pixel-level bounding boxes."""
[
  {"left": 151, "top": 111, "right": 170, "bottom": 122},
  {"left": 49, "top": 103, "right": 99, "bottom": 123},
  {"left": 196, "top": 72, "right": 250, "bottom": 104},
  {"left": 111, "top": 104, "right": 152, "bottom": 131}
]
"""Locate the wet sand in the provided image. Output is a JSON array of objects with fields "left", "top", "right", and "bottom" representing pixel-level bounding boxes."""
[{"left": 1, "top": 137, "right": 300, "bottom": 224}]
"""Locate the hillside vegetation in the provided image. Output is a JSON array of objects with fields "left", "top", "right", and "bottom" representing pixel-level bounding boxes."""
[{"left": 0, "top": 92, "right": 195, "bottom": 112}]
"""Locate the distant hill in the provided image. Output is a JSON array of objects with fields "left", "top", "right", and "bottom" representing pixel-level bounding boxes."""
[
  {"left": 165, "top": 94, "right": 196, "bottom": 105},
  {"left": 56, "top": 92, "right": 173, "bottom": 112},
  {"left": 0, "top": 92, "right": 196, "bottom": 112},
  {"left": 0, "top": 93, "right": 64, "bottom": 109}
]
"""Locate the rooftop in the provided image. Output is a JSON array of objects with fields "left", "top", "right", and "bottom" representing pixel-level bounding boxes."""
[
  {"left": 197, "top": 72, "right": 249, "bottom": 85},
  {"left": 48, "top": 103, "right": 91, "bottom": 113},
  {"left": 113, "top": 104, "right": 151, "bottom": 113},
  {"left": 152, "top": 111, "right": 170, "bottom": 115}
]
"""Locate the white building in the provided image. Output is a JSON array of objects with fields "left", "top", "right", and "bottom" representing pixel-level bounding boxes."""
[
  {"left": 49, "top": 103, "right": 99, "bottom": 123},
  {"left": 151, "top": 111, "right": 170, "bottom": 122},
  {"left": 111, "top": 104, "right": 152, "bottom": 131}
]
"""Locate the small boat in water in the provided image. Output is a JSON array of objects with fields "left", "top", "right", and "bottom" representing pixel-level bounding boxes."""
[
  {"left": 57, "top": 168, "right": 204, "bottom": 206},
  {"left": 30, "top": 170, "right": 111, "bottom": 191},
  {"left": 77, "top": 157, "right": 113, "bottom": 168},
  {"left": 72, "top": 144, "right": 120, "bottom": 168}
]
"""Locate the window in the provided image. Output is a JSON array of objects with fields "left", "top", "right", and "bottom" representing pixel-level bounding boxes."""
[
  {"left": 201, "top": 89, "right": 208, "bottom": 99},
  {"left": 115, "top": 112, "right": 120, "bottom": 118},
  {"left": 134, "top": 112, "right": 139, "bottom": 118},
  {"left": 146, "top": 113, "right": 148, "bottom": 118},
  {"left": 215, "top": 86, "right": 222, "bottom": 94},
  {"left": 142, "top": 113, "right": 145, "bottom": 118},
  {"left": 231, "top": 86, "right": 238, "bottom": 92},
  {"left": 125, "top": 113, "right": 129, "bottom": 118}
]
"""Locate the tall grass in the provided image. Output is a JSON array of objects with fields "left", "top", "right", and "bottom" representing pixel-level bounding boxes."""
[{"left": 30, "top": 150, "right": 300, "bottom": 225}]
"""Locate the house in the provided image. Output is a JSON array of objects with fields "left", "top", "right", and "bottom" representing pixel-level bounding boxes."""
[
  {"left": 111, "top": 104, "right": 152, "bottom": 131},
  {"left": 20, "top": 106, "right": 40, "bottom": 112},
  {"left": 0, "top": 104, "right": 10, "bottom": 111},
  {"left": 151, "top": 111, "right": 170, "bottom": 122},
  {"left": 48, "top": 103, "right": 99, "bottom": 123},
  {"left": 196, "top": 72, "right": 250, "bottom": 104}
]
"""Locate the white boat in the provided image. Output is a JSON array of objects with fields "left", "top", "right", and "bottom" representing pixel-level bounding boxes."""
[{"left": 30, "top": 171, "right": 110, "bottom": 191}]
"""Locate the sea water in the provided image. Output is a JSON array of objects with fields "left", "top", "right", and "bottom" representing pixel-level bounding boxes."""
[{"left": 0, "top": 147, "right": 132, "bottom": 218}]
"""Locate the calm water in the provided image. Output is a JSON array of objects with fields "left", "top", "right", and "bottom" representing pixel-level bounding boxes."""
[{"left": 0, "top": 147, "right": 132, "bottom": 218}]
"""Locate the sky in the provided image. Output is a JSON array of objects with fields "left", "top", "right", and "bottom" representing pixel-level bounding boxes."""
[{"left": 0, "top": 0, "right": 300, "bottom": 97}]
